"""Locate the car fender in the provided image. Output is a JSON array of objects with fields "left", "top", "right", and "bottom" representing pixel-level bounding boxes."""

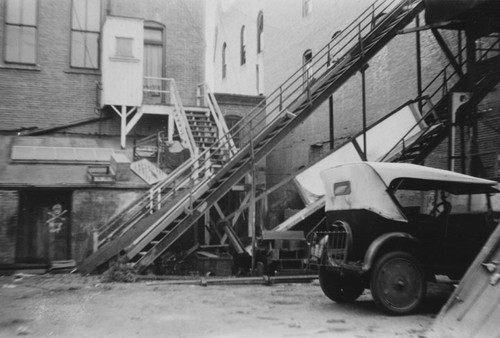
[{"left": 362, "top": 232, "right": 420, "bottom": 272}]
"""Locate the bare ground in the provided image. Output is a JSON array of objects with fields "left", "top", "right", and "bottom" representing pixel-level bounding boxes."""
[{"left": 0, "top": 274, "right": 452, "bottom": 338}]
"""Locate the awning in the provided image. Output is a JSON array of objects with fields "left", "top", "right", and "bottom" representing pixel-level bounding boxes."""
[{"left": 0, "top": 135, "right": 149, "bottom": 189}]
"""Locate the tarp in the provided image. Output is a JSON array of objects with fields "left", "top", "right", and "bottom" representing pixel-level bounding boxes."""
[{"left": 294, "top": 103, "right": 426, "bottom": 205}]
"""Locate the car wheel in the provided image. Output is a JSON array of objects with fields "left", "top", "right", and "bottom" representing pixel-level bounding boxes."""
[
  {"left": 370, "top": 251, "right": 426, "bottom": 315},
  {"left": 319, "top": 266, "right": 364, "bottom": 303}
]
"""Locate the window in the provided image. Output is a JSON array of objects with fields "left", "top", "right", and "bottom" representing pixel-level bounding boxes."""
[
  {"left": 302, "top": 0, "right": 312, "bottom": 17},
  {"left": 333, "top": 181, "right": 351, "bottom": 196},
  {"left": 222, "top": 42, "right": 227, "bottom": 79},
  {"left": 303, "top": 49, "right": 313, "bottom": 87},
  {"left": 143, "top": 23, "right": 165, "bottom": 103},
  {"left": 328, "top": 30, "right": 342, "bottom": 67},
  {"left": 257, "top": 11, "right": 263, "bottom": 53},
  {"left": 4, "top": 0, "right": 38, "bottom": 64},
  {"left": 213, "top": 26, "right": 218, "bottom": 62},
  {"left": 240, "top": 26, "right": 246, "bottom": 65},
  {"left": 71, "top": 0, "right": 101, "bottom": 69},
  {"left": 225, "top": 114, "right": 242, "bottom": 147},
  {"left": 256, "top": 64, "right": 260, "bottom": 93},
  {"left": 115, "top": 37, "right": 133, "bottom": 58}
]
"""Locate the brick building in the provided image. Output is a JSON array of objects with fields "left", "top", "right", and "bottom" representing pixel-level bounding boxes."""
[
  {"left": 2, "top": 0, "right": 499, "bottom": 273},
  {"left": 0, "top": 0, "right": 256, "bottom": 269},
  {"left": 207, "top": 0, "right": 500, "bottom": 225}
]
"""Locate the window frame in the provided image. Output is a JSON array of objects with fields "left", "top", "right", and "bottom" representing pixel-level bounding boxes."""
[
  {"left": 257, "top": 11, "right": 263, "bottom": 54},
  {"left": 303, "top": 49, "right": 313, "bottom": 87},
  {"left": 333, "top": 181, "right": 351, "bottom": 196},
  {"left": 302, "top": 0, "right": 312, "bottom": 17},
  {"left": 224, "top": 114, "right": 242, "bottom": 147},
  {"left": 240, "top": 25, "right": 246, "bottom": 65},
  {"left": 143, "top": 21, "right": 166, "bottom": 103},
  {"left": 70, "top": 0, "right": 101, "bottom": 70},
  {"left": 222, "top": 42, "right": 227, "bottom": 79},
  {"left": 3, "top": 0, "right": 39, "bottom": 65}
]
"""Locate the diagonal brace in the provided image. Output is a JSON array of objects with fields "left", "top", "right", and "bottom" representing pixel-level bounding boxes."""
[{"left": 432, "top": 28, "right": 465, "bottom": 79}]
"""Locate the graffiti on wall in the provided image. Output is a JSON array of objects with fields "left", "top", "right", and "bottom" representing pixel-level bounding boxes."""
[{"left": 46, "top": 204, "right": 68, "bottom": 234}]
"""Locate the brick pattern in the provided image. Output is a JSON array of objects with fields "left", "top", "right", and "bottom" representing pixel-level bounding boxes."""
[
  {"left": 71, "top": 189, "right": 144, "bottom": 264},
  {"left": 0, "top": 190, "right": 19, "bottom": 264},
  {"left": 0, "top": 0, "right": 205, "bottom": 136}
]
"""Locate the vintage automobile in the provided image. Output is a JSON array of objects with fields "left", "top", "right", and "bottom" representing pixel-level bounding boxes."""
[{"left": 311, "top": 162, "right": 499, "bottom": 315}]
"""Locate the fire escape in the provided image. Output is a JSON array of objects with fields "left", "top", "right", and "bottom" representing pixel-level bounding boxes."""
[{"left": 79, "top": 0, "right": 500, "bottom": 275}]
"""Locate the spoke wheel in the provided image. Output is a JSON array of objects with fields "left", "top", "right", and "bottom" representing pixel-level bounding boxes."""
[
  {"left": 370, "top": 251, "right": 426, "bottom": 315},
  {"left": 319, "top": 267, "right": 364, "bottom": 303}
]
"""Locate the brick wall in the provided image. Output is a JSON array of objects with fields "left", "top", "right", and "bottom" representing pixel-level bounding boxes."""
[
  {"left": 71, "top": 189, "right": 144, "bottom": 263},
  {"left": 0, "top": 0, "right": 206, "bottom": 137},
  {"left": 259, "top": 6, "right": 500, "bottom": 217},
  {"left": 0, "top": 0, "right": 100, "bottom": 133},
  {"left": 0, "top": 190, "right": 19, "bottom": 264},
  {"left": 214, "top": 92, "right": 267, "bottom": 186}
]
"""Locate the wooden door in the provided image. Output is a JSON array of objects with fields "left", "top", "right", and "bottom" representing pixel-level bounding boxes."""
[{"left": 16, "top": 190, "right": 72, "bottom": 264}]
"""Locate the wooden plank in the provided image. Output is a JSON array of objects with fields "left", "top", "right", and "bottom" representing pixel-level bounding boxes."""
[
  {"left": 262, "top": 231, "right": 305, "bottom": 241},
  {"left": 474, "top": 294, "right": 500, "bottom": 338},
  {"left": 271, "top": 197, "right": 325, "bottom": 232},
  {"left": 429, "top": 223, "right": 500, "bottom": 338}
]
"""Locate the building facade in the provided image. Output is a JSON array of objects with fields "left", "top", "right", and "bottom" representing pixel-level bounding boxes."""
[
  {"left": 207, "top": 0, "right": 500, "bottom": 226},
  {"left": 0, "top": 0, "right": 212, "bottom": 268}
]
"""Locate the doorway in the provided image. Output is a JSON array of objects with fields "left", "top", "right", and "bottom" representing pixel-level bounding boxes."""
[{"left": 16, "top": 190, "right": 72, "bottom": 264}]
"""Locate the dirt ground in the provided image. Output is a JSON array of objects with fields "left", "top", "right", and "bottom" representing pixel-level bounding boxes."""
[{"left": 0, "top": 273, "right": 452, "bottom": 338}]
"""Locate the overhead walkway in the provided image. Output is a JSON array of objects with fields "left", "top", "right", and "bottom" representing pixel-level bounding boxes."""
[{"left": 79, "top": 0, "right": 425, "bottom": 274}]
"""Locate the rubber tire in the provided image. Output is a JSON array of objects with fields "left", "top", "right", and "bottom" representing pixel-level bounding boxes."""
[
  {"left": 319, "top": 267, "right": 365, "bottom": 303},
  {"left": 370, "top": 251, "right": 426, "bottom": 315}
]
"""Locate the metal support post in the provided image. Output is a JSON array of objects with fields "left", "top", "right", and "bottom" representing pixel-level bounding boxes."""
[
  {"left": 361, "top": 68, "right": 367, "bottom": 160},
  {"left": 415, "top": 15, "right": 423, "bottom": 113},
  {"left": 465, "top": 32, "right": 480, "bottom": 176},
  {"left": 329, "top": 95, "right": 334, "bottom": 150},
  {"left": 121, "top": 105, "right": 127, "bottom": 149},
  {"left": 359, "top": 23, "right": 368, "bottom": 160},
  {"left": 249, "top": 121, "right": 257, "bottom": 275}
]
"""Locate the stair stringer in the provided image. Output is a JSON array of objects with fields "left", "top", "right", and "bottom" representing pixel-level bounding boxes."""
[{"left": 130, "top": 1, "right": 426, "bottom": 272}]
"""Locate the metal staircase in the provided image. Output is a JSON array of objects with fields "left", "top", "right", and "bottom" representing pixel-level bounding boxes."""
[
  {"left": 383, "top": 34, "right": 500, "bottom": 164},
  {"left": 273, "top": 35, "right": 500, "bottom": 237},
  {"left": 78, "top": 0, "right": 424, "bottom": 274},
  {"left": 186, "top": 110, "right": 218, "bottom": 150}
]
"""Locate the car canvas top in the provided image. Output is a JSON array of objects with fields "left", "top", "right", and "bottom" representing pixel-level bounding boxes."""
[{"left": 320, "top": 162, "right": 498, "bottom": 222}]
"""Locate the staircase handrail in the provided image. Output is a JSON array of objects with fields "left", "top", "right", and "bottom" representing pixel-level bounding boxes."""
[
  {"left": 143, "top": 76, "right": 198, "bottom": 156},
  {"left": 94, "top": 0, "right": 423, "bottom": 266},
  {"left": 158, "top": 0, "right": 416, "bottom": 189},
  {"left": 98, "top": 150, "right": 210, "bottom": 246},
  {"left": 198, "top": 82, "right": 238, "bottom": 157},
  {"left": 131, "top": 0, "right": 419, "bottom": 222},
  {"left": 380, "top": 34, "right": 500, "bottom": 162}
]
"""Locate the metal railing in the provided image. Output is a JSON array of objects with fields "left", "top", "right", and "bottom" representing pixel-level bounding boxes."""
[
  {"left": 97, "top": 0, "right": 421, "bottom": 259},
  {"left": 380, "top": 34, "right": 500, "bottom": 162},
  {"left": 197, "top": 83, "right": 238, "bottom": 158},
  {"left": 143, "top": 77, "right": 197, "bottom": 156}
]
